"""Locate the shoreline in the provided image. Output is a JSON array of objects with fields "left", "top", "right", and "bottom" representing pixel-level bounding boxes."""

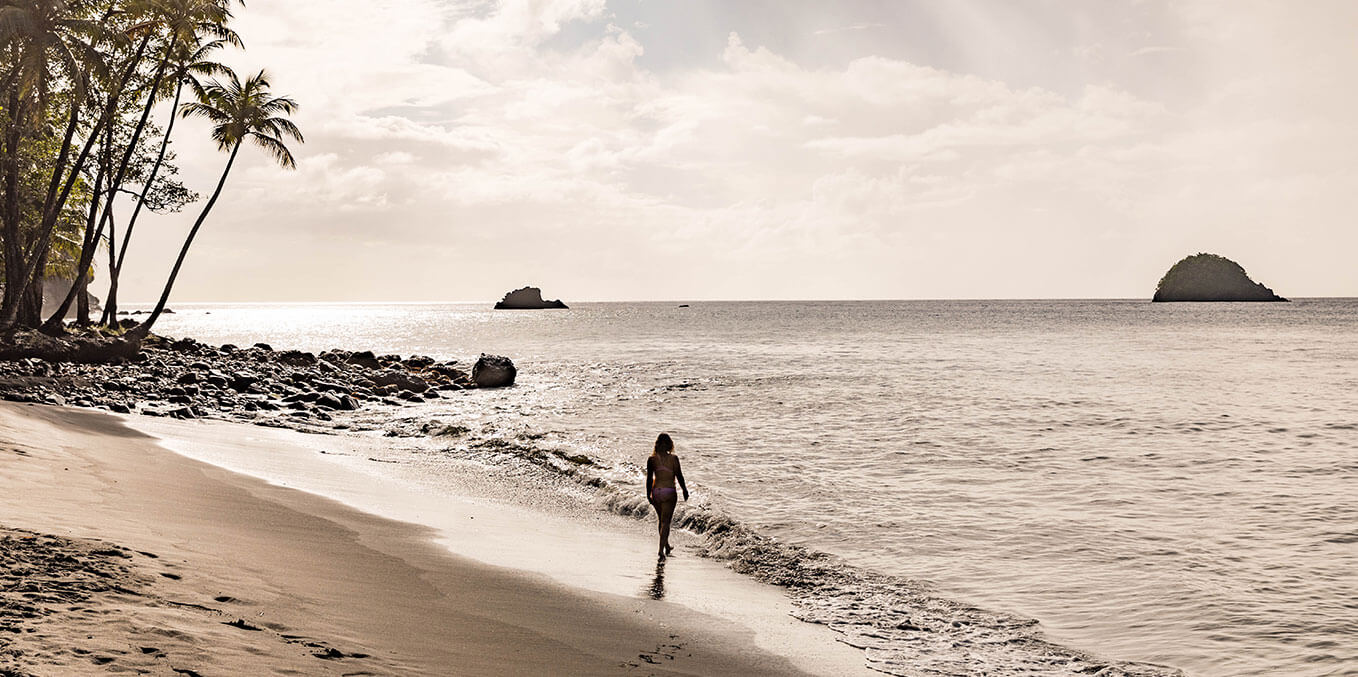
[
  {"left": 0, "top": 328, "right": 1190, "bottom": 676},
  {"left": 0, "top": 401, "right": 868, "bottom": 675}
]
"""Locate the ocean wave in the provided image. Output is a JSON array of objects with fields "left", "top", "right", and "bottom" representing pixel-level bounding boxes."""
[{"left": 416, "top": 424, "right": 1182, "bottom": 677}]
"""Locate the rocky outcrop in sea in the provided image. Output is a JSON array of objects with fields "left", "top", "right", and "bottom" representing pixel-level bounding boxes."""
[
  {"left": 1152, "top": 253, "right": 1287, "bottom": 302},
  {"left": 494, "top": 286, "right": 568, "bottom": 309}
]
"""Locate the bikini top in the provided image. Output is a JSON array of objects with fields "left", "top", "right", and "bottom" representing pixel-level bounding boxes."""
[{"left": 652, "top": 455, "right": 678, "bottom": 477}]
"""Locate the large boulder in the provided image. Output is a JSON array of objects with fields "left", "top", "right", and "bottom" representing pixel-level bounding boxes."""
[
  {"left": 494, "top": 286, "right": 567, "bottom": 310},
  {"left": 472, "top": 354, "right": 516, "bottom": 388},
  {"left": 1152, "top": 253, "right": 1287, "bottom": 302}
]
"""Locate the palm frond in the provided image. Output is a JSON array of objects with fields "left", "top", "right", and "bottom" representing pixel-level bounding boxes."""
[{"left": 249, "top": 131, "right": 294, "bottom": 169}]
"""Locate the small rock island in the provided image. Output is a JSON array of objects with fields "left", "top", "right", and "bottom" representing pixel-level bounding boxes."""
[
  {"left": 494, "top": 286, "right": 568, "bottom": 309},
  {"left": 1152, "top": 253, "right": 1287, "bottom": 302}
]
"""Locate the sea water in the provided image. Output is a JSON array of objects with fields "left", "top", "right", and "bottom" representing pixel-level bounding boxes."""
[{"left": 153, "top": 299, "right": 1358, "bottom": 676}]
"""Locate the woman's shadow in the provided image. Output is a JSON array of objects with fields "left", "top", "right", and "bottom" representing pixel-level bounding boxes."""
[{"left": 644, "top": 558, "right": 666, "bottom": 600}]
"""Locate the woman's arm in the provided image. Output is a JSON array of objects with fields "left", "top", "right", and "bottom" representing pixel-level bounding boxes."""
[
  {"left": 645, "top": 456, "right": 655, "bottom": 503},
  {"left": 675, "top": 457, "right": 688, "bottom": 501}
]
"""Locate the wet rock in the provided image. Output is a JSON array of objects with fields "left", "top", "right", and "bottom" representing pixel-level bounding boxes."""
[
  {"left": 472, "top": 354, "right": 516, "bottom": 388},
  {"left": 429, "top": 364, "right": 468, "bottom": 380},
  {"left": 344, "top": 350, "right": 381, "bottom": 370},
  {"left": 277, "top": 350, "right": 316, "bottom": 367},
  {"left": 309, "top": 379, "right": 345, "bottom": 393},
  {"left": 177, "top": 372, "right": 199, "bottom": 385},
  {"left": 315, "top": 393, "right": 358, "bottom": 411},
  {"left": 229, "top": 373, "right": 258, "bottom": 392},
  {"left": 369, "top": 370, "right": 428, "bottom": 393},
  {"left": 253, "top": 343, "right": 273, "bottom": 351}
]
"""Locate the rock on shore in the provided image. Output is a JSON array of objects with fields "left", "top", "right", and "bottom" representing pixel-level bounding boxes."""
[
  {"left": 1152, "top": 253, "right": 1287, "bottom": 302},
  {"left": 0, "top": 331, "right": 517, "bottom": 426},
  {"left": 472, "top": 354, "right": 516, "bottom": 388},
  {"left": 494, "top": 286, "right": 567, "bottom": 309}
]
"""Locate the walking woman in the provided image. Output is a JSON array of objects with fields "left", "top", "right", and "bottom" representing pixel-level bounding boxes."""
[{"left": 645, "top": 433, "right": 688, "bottom": 558}]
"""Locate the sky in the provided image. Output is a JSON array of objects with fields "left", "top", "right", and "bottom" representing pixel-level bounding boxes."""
[{"left": 112, "top": 0, "right": 1358, "bottom": 303}]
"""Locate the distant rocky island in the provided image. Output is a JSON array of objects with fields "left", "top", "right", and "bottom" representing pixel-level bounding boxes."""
[
  {"left": 494, "top": 286, "right": 568, "bottom": 309},
  {"left": 1153, "top": 253, "right": 1287, "bottom": 302}
]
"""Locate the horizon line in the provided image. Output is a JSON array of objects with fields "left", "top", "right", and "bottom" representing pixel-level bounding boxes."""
[{"left": 115, "top": 295, "right": 1356, "bottom": 306}]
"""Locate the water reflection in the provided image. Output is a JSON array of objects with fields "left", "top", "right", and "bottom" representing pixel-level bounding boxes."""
[{"left": 645, "top": 558, "right": 666, "bottom": 600}]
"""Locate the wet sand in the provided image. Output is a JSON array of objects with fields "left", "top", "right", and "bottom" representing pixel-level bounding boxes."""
[{"left": 0, "top": 401, "right": 857, "bottom": 675}]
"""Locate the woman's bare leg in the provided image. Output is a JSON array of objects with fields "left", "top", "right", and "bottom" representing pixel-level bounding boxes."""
[{"left": 656, "top": 498, "right": 677, "bottom": 557}]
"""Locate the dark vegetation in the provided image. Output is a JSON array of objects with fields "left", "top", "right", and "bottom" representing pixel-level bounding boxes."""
[{"left": 0, "top": 0, "right": 302, "bottom": 352}]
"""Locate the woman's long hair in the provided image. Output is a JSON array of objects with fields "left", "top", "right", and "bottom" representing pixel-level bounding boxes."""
[{"left": 653, "top": 433, "right": 674, "bottom": 456}]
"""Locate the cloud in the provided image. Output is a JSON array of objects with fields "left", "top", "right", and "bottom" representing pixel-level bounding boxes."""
[
  {"left": 113, "top": 0, "right": 1358, "bottom": 302},
  {"left": 813, "top": 22, "right": 888, "bottom": 36}
]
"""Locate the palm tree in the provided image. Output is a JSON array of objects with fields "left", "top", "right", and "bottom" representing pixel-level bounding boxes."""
[
  {"left": 130, "top": 67, "right": 300, "bottom": 340},
  {"left": 48, "top": 0, "right": 240, "bottom": 330},
  {"left": 0, "top": 0, "right": 110, "bottom": 327},
  {"left": 100, "top": 31, "right": 234, "bottom": 323}
]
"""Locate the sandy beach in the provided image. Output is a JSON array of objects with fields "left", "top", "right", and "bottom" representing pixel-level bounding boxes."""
[{"left": 0, "top": 401, "right": 868, "bottom": 676}]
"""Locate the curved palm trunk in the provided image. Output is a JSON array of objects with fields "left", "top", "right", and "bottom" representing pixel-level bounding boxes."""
[
  {"left": 38, "top": 159, "right": 108, "bottom": 335},
  {"left": 132, "top": 141, "right": 240, "bottom": 340},
  {"left": 1, "top": 35, "right": 151, "bottom": 330},
  {"left": 42, "top": 43, "right": 171, "bottom": 332},
  {"left": 105, "top": 77, "right": 185, "bottom": 324}
]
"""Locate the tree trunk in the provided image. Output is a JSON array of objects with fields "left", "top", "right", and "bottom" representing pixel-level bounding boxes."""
[
  {"left": 75, "top": 274, "right": 89, "bottom": 325},
  {"left": 0, "top": 35, "right": 150, "bottom": 330},
  {"left": 18, "top": 248, "right": 47, "bottom": 327},
  {"left": 42, "top": 126, "right": 111, "bottom": 333},
  {"left": 109, "top": 77, "right": 184, "bottom": 324},
  {"left": 1, "top": 88, "right": 25, "bottom": 324},
  {"left": 131, "top": 142, "right": 241, "bottom": 340}
]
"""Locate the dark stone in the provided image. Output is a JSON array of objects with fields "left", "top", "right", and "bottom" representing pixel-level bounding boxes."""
[
  {"left": 494, "top": 286, "right": 568, "bottom": 309},
  {"left": 429, "top": 364, "right": 467, "bottom": 380},
  {"left": 345, "top": 350, "right": 381, "bottom": 370},
  {"left": 109, "top": 402, "right": 131, "bottom": 414},
  {"left": 229, "top": 373, "right": 258, "bottom": 392},
  {"left": 177, "top": 372, "right": 199, "bottom": 385},
  {"left": 277, "top": 350, "right": 317, "bottom": 367},
  {"left": 253, "top": 343, "right": 273, "bottom": 351},
  {"left": 404, "top": 355, "right": 436, "bottom": 369},
  {"left": 369, "top": 370, "right": 428, "bottom": 393},
  {"left": 1152, "top": 253, "right": 1287, "bottom": 302},
  {"left": 472, "top": 354, "right": 516, "bottom": 388}
]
